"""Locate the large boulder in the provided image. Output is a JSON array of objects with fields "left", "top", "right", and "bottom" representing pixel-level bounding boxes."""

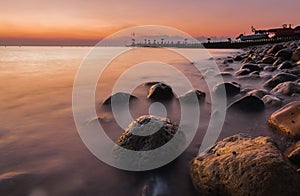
[
  {"left": 147, "top": 83, "right": 174, "bottom": 100},
  {"left": 268, "top": 101, "right": 300, "bottom": 138},
  {"left": 275, "top": 49, "right": 292, "bottom": 60},
  {"left": 263, "top": 73, "right": 298, "bottom": 89},
  {"left": 213, "top": 82, "right": 241, "bottom": 97},
  {"left": 103, "top": 92, "right": 136, "bottom": 105},
  {"left": 190, "top": 134, "right": 300, "bottom": 195},
  {"left": 116, "top": 115, "right": 184, "bottom": 151},
  {"left": 270, "top": 81, "right": 300, "bottom": 95},
  {"left": 227, "top": 95, "right": 265, "bottom": 112}
]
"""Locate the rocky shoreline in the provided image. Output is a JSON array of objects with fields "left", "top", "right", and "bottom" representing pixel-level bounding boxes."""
[{"left": 101, "top": 41, "right": 300, "bottom": 195}]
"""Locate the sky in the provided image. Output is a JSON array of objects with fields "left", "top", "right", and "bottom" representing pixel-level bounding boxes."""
[{"left": 1, "top": 0, "right": 300, "bottom": 45}]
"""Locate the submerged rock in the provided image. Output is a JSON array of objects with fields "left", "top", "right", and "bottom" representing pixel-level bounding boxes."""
[
  {"left": 227, "top": 95, "right": 265, "bottom": 112},
  {"left": 103, "top": 92, "right": 136, "bottom": 105},
  {"left": 268, "top": 101, "right": 300, "bottom": 138},
  {"left": 116, "top": 115, "right": 183, "bottom": 151},
  {"left": 270, "top": 81, "right": 300, "bottom": 95},
  {"left": 147, "top": 83, "right": 174, "bottom": 100},
  {"left": 263, "top": 73, "right": 298, "bottom": 89},
  {"left": 262, "top": 95, "right": 282, "bottom": 107},
  {"left": 190, "top": 134, "right": 300, "bottom": 195},
  {"left": 179, "top": 90, "right": 206, "bottom": 104},
  {"left": 247, "top": 89, "right": 269, "bottom": 98},
  {"left": 213, "top": 82, "right": 241, "bottom": 97}
]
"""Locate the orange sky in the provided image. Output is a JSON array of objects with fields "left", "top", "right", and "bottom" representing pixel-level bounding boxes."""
[{"left": 1, "top": 0, "right": 300, "bottom": 44}]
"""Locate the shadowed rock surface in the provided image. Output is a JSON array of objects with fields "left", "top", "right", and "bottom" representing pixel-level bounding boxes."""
[
  {"left": 103, "top": 92, "right": 136, "bottom": 105},
  {"left": 228, "top": 95, "right": 265, "bottom": 112},
  {"left": 263, "top": 73, "right": 298, "bottom": 89},
  {"left": 190, "top": 134, "right": 300, "bottom": 195},
  {"left": 178, "top": 90, "right": 206, "bottom": 104},
  {"left": 147, "top": 83, "right": 174, "bottom": 101},
  {"left": 213, "top": 82, "right": 241, "bottom": 97}
]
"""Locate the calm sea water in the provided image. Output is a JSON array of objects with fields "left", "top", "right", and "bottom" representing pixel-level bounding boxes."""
[{"left": 0, "top": 46, "right": 274, "bottom": 196}]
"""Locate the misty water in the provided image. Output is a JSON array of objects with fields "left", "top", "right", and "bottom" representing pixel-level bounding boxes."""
[{"left": 0, "top": 46, "right": 290, "bottom": 195}]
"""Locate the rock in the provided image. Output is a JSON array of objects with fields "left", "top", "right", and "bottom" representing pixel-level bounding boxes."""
[
  {"left": 275, "top": 49, "right": 292, "bottom": 60},
  {"left": 240, "top": 63, "right": 261, "bottom": 72},
  {"left": 103, "top": 92, "right": 136, "bottom": 105},
  {"left": 190, "top": 134, "right": 300, "bottom": 195},
  {"left": 273, "top": 58, "right": 283, "bottom": 66},
  {"left": 247, "top": 89, "right": 269, "bottom": 98},
  {"left": 268, "top": 101, "right": 300, "bottom": 138},
  {"left": 224, "top": 58, "right": 234, "bottom": 64},
  {"left": 179, "top": 90, "right": 206, "bottom": 104},
  {"left": 267, "top": 44, "right": 284, "bottom": 55},
  {"left": 264, "top": 66, "right": 277, "bottom": 72},
  {"left": 263, "top": 73, "right": 298, "bottom": 89},
  {"left": 116, "top": 115, "right": 184, "bottom": 151},
  {"left": 213, "top": 82, "right": 241, "bottom": 97},
  {"left": 262, "top": 95, "right": 282, "bottom": 107},
  {"left": 262, "top": 56, "right": 276, "bottom": 64},
  {"left": 143, "top": 81, "right": 160, "bottom": 86},
  {"left": 237, "top": 74, "right": 261, "bottom": 80},
  {"left": 270, "top": 81, "right": 300, "bottom": 95},
  {"left": 228, "top": 95, "right": 265, "bottom": 112},
  {"left": 235, "top": 68, "right": 251, "bottom": 76},
  {"left": 278, "top": 61, "right": 293, "bottom": 69},
  {"left": 292, "top": 50, "right": 300, "bottom": 62},
  {"left": 288, "top": 146, "right": 300, "bottom": 165},
  {"left": 147, "top": 83, "right": 174, "bottom": 100},
  {"left": 216, "top": 72, "right": 233, "bottom": 77},
  {"left": 233, "top": 55, "right": 244, "bottom": 61}
]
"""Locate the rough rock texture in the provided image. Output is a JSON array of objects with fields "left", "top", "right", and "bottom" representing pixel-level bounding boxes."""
[
  {"left": 116, "top": 115, "right": 182, "bottom": 151},
  {"left": 263, "top": 73, "right": 298, "bottom": 89},
  {"left": 268, "top": 101, "right": 300, "bottom": 138},
  {"left": 147, "top": 83, "right": 174, "bottom": 100},
  {"left": 262, "top": 95, "right": 282, "bottom": 107},
  {"left": 178, "top": 90, "right": 206, "bottom": 104},
  {"left": 213, "top": 82, "right": 241, "bottom": 97},
  {"left": 103, "top": 92, "right": 136, "bottom": 105},
  {"left": 227, "top": 95, "right": 265, "bottom": 112},
  {"left": 270, "top": 81, "right": 300, "bottom": 95},
  {"left": 190, "top": 134, "right": 300, "bottom": 195}
]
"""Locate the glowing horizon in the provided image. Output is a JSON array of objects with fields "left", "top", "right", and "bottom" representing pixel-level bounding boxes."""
[{"left": 1, "top": 0, "right": 300, "bottom": 45}]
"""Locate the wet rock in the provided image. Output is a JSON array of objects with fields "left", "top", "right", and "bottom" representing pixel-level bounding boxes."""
[
  {"left": 262, "top": 56, "right": 276, "bottom": 64},
  {"left": 247, "top": 89, "right": 269, "bottom": 98},
  {"left": 273, "top": 58, "right": 283, "bottom": 66},
  {"left": 227, "top": 95, "right": 265, "bottom": 112},
  {"left": 103, "top": 92, "right": 136, "bottom": 105},
  {"left": 233, "top": 55, "right": 244, "bottom": 61},
  {"left": 235, "top": 68, "right": 251, "bottom": 76},
  {"left": 278, "top": 61, "right": 293, "bottom": 69},
  {"left": 288, "top": 146, "right": 300, "bottom": 165},
  {"left": 224, "top": 58, "right": 234, "bottom": 64},
  {"left": 147, "top": 83, "right": 174, "bottom": 100},
  {"left": 216, "top": 72, "right": 233, "bottom": 77},
  {"left": 213, "top": 82, "right": 241, "bottom": 97},
  {"left": 262, "top": 95, "right": 282, "bottom": 107},
  {"left": 190, "top": 134, "right": 300, "bottom": 195},
  {"left": 270, "top": 81, "right": 300, "bottom": 95},
  {"left": 275, "top": 49, "right": 292, "bottom": 60},
  {"left": 267, "top": 44, "right": 284, "bottom": 55},
  {"left": 116, "top": 115, "right": 184, "bottom": 151},
  {"left": 264, "top": 66, "right": 277, "bottom": 72},
  {"left": 179, "top": 90, "right": 205, "bottom": 104},
  {"left": 143, "top": 81, "right": 160, "bottom": 86},
  {"left": 240, "top": 63, "right": 261, "bottom": 72},
  {"left": 268, "top": 101, "right": 300, "bottom": 138},
  {"left": 292, "top": 50, "right": 300, "bottom": 62},
  {"left": 263, "top": 73, "right": 298, "bottom": 89}
]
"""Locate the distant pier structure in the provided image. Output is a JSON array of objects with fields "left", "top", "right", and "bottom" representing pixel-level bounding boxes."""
[{"left": 128, "top": 25, "right": 300, "bottom": 49}]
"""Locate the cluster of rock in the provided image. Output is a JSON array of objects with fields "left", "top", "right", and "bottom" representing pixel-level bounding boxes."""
[{"left": 189, "top": 41, "right": 300, "bottom": 194}]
